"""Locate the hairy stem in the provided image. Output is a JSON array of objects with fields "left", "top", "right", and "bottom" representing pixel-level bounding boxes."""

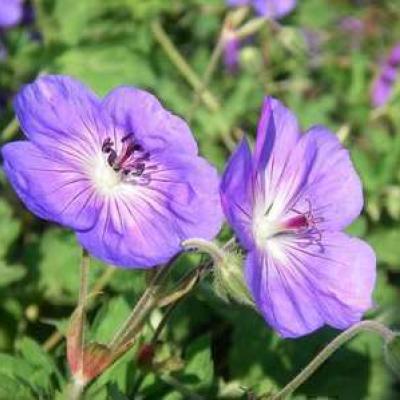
[
  {"left": 271, "top": 320, "right": 396, "bottom": 399},
  {"left": 182, "top": 238, "right": 226, "bottom": 263},
  {"left": 108, "top": 258, "right": 176, "bottom": 350},
  {"left": 67, "top": 250, "right": 90, "bottom": 400},
  {"left": 43, "top": 268, "right": 115, "bottom": 351},
  {"left": 79, "top": 250, "right": 90, "bottom": 308},
  {"left": 78, "top": 250, "right": 90, "bottom": 370}
]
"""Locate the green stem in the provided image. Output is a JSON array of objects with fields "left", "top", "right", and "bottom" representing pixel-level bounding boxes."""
[
  {"left": 68, "top": 380, "right": 85, "bottom": 400},
  {"left": 151, "top": 300, "right": 181, "bottom": 345},
  {"left": 236, "top": 16, "right": 268, "bottom": 39},
  {"left": 43, "top": 267, "right": 115, "bottom": 352},
  {"left": 129, "top": 302, "right": 182, "bottom": 396},
  {"left": 151, "top": 19, "right": 220, "bottom": 112},
  {"left": 78, "top": 250, "right": 90, "bottom": 370},
  {"left": 271, "top": 321, "right": 395, "bottom": 400},
  {"left": 67, "top": 250, "right": 90, "bottom": 400},
  {"left": 108, "top": 259, "right": 175, "bottom": 350},
  {"left": 151, "top": 19, "right": 236, "bottom": 151},
  {"left": 1, "top": 117, "right": 19, "bottom": 142},
  {"left": 79, "top": 249, "right": 90, "bottom": 308},
  {"left": 186, "top": 35, "right": 224, "bottom": 122},
  {"left": 182, "top": 238, "right": 226, "bottom": 264}
]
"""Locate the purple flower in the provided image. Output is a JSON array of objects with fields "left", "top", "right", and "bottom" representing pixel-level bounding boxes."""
[
  {"left": 227, "top": 0, "right": 296, "bottom": 19},
  {"left": 220, "top": 97, "right": 376, "bottom": 338},
  {"left": 0, "top": 0, "right": 23, "bottom": 28},
  {"left": 371, "top": 43, "right": 400, "bottom": 107},
  {"left": 223, "top": 29, "right": 241, "bottom": 73},
  {"left": 339, "top": 17, "right": 364, "bottom": 35},
  {"left": 1, "top": 75, "right": 223, "bottom": 268}
]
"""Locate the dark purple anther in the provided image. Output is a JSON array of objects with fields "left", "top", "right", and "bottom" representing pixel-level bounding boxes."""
[{"left": 102, "top": 134, "right": 150, "bottom": 180}]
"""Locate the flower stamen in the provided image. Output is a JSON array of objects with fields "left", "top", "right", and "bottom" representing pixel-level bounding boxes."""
[
  {"left": 101, "top": 135, "right": 157, "bottom": 185},
  {"left": 283, "top": 199, "right": 324, "bottom": 248}
]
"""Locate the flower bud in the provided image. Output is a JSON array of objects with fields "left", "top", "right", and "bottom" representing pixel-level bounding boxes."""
[
  {"left": 240, "top": 46, "right": 263, "bottom": 74},
  {"left": 222, "top": 28, "right": 241, "bottom": 74},
  {"left": 136, "top": 343, "right": 156, "bottom": 370},
  {"left": 182, "top": 238, "right": 254, "bottom": 306},
  {"left": 277, "top": 26, "right": 307, "bottom": 57},
  {"left": 213, "top": 248, "right": 254, "bottom": 307},
  {"left": 182, "top": 238, "right": 253, "bottom": 306}
]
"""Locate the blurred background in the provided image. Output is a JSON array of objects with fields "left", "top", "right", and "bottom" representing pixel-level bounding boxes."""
[{"left": 1, "top": 0, "right": 400, "bottom": 399}]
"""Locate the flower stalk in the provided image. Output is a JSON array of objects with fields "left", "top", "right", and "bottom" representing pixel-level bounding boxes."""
[
  {"left": 67, "top": 249, "right": 90, "bottom": 399},
  {"left": 43, "top": 267, "right": 115, "bottom": 352},
  {"left": 108, "top": 256, "right": 178, "bottom": 351},
  {"left": 271, "top": 321, "right": 396, "bottom": 399}
]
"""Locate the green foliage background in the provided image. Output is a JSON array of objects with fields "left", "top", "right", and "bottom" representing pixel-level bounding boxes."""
[{"left": 1, "top": 0, "right": 400, "bottom": 398}]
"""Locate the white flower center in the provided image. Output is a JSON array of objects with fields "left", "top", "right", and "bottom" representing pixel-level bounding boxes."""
[
  {"left": 90, "top": 154, "right": 121, "bottom": 195},
  {"left": 252, "top": 214, "right": 291, "bottom": 263},
  {"left": 252, "top": 199, "right": 284, "bottom": 247},
  {"left": 253, "top": 216, "right": 281, "bottom": 247}
]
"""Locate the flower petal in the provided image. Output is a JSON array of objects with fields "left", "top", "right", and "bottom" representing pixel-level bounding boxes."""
[
  {"left": 371, "top": 43, "right": 400, "bottom": 108},
  {"left": 226, "top": 0, "right": 250, "bottom": 6},
  {"left": 254, "top": 97, "right": 301, "bottom": 173},
  {"left": 14, "top": 75, "right": 104, "bottom": 163},
  {"left": 371, "top": 65, "right": 397, "bottom": 108},
  {"left": 101, "top": 87, "right": 198, "bottom": 155},
  {"left": 2, "top": 141, "right": 101, "bottom": 230},
  {"left": 253, "top": 0, "right": 296, "bottom": 19},
  {"left": 282, "top": 126, "right": 363, "bottom": 231},
  {"left": 220, "top": 138, "right": 254, "bottom": 248},
  {"left": 252, "top": 97, "right": 302, "bottom": 221},
  {"left": 77, "top": 153, "right": 223, "bottom": 268},
  {"left": 0, "top": 0, "right": 23, "bottom": 28},
  {"left": 245, "top": 231, "right": 375, "bottom": 338}
]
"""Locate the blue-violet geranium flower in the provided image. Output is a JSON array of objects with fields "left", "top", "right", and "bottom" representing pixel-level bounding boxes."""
[
  {"left": 1, "top": 75, "right": 223, "bottom": 268},
  {"left": 0, "top": 0, "right": 23, "bottom": 28},
  {"left": 220, "top": 97, "right": 376, "bottom": 338},
  {"left": 227, "top": 0, "right": 296, "bottom": 19},
  {"left": 371, "top": 42, "right": 400, "bottom": 108}
]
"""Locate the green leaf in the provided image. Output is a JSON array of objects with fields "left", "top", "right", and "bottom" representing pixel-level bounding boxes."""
[
  {"left": 38, "top": 228, "right": 103, "bottom": 303},
  {"left": 52, "top": 0, "right": 104, "bottom": 45},
  {"left": 348, "top": 52, "right": 368, "bottom": 104},
  {"left": 38, "top": 229, "right": 81, "bottom": 302},
  {"left": 91, "top": 296, "right": 131, "bottom": 343},
  {"left": 384, "top": 186, "right": 400, "bottom": 220},
  {"left": 0, "top": 353, "right": 35, "bottom": 379},
  {"left": 373, "top": 271, "right": 399, "bottom": 309},
  {"left": 368, "top": 229, "right": 400, "bottom": 268},
  {"left": 16, "top": 337, "right": 56, "bottom": 375},
  {"left": 181, "top": 335, "right": 214, "bottom": 392},
  {"left": 296, "top": 0, "right": 339, "bottom": 29},
  {"left": 0, "top": 199, "right": 21, "bottom": 259},
  {"left": 55, "top": 46, "right": 156, "bottom": 96},
  {"left": 345, "top": 216, "right": 367, "bottom": 237},
  {"left": 0, "top": 373, "right": 34, "bottom": 400},
  {"left": 0, "top": 263, "right": 26, "bottom": 287},
  {"left": 16, "top": 337, "right": 64, "bottom": 391},
  {"left": 228, "top": 310, "right": 393, "bottom": 398},
  {"left": 107, "top": 383, "right": 130, "bottom": 400}
]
